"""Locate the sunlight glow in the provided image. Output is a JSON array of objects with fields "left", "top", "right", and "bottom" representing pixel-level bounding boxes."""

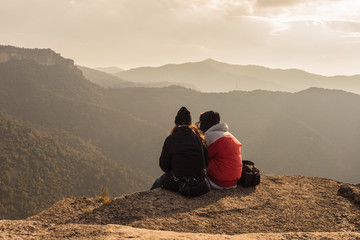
[
  {"left": 342, "top": 32, "right": 360, "bottom": 38},
  {"left": 2, "top": 0, "right": 360, "bottom": 75}
]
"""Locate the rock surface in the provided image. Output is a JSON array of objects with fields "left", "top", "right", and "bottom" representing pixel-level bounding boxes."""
[
  {"left": 338, "top": 183, "right": 360, "bottom": 206},
  {"left": 1, "top": 220, "right": 360, "bottom": 240},
  {"left": 1, "top": 175, "right": 360, "bottom": 239}
]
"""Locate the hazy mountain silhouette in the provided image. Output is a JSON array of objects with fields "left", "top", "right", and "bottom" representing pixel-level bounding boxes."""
[
  {"left": 116, "top": 58, "right": 360, "bottom": 93},
  {"left": 95, "top": 66, "right": 123, "bottom": 74},
  {"left": 77, "top": 65, "right": 138, "bottom": 88},
  {"left": 78, "top": 65, "right": 199, "bottom": 90}
]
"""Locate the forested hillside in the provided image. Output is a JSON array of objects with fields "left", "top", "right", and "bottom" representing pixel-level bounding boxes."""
[
  {"left": 105, "top": 86, "right": 360, "bottom": 183},
  {"left": 0, "top": 59, "right": 163, "bottom": 176},
  {"left": 0, "top": 117, "right": 150, "bottom": 219}
]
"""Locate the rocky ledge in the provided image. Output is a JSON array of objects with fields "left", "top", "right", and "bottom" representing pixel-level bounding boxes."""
[{"left": 1, "top": 175, "right": 359, "bottom": 239}]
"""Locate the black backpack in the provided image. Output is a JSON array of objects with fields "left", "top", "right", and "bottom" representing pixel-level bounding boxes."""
[{"left": 238, "top": 160, "right": 260, "bottom": 187}]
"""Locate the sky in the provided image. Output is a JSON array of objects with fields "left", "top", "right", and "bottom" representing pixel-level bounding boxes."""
[{"left": 1, "top": 0, "right": 360, "bottom": 76}]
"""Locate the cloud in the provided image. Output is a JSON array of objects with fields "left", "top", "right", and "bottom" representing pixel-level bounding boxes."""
[
  {"left": 342, "top": 32, "right": 360, "bottom": 39},
  {"left": 254, "top": 0, "right": 344, "bottom": 9},
  {"left": 255, "top": 0, "right": 308, "bottom": 8},
  {"left": 327, "top": 20, "right": 360, "bottom": 32}
]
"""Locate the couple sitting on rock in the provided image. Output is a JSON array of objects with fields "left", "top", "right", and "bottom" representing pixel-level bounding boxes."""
[{"left": 151, "top": 106, "right": 242, "bottom": 196}]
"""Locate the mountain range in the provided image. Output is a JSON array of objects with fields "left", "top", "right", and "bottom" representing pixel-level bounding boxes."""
[
  {"left": 95, "top": 66, "right": 123, "bottom": 74},
  {"left": 1, "top": 45, "right": 360, "bottom": 219},
  {"left": 78, "top": 65, "right": 199, "bottom": 90},
  {"left": 110, "top": 58, "right": 360, "bottom": 93}
]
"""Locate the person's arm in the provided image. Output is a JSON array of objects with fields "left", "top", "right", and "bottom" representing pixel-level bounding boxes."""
[
  {"left": 159, "top": 136, "right": 172, "bottom": 172},
  {"left": 203, "top": 143, "right": 209, "bottom": 168}
]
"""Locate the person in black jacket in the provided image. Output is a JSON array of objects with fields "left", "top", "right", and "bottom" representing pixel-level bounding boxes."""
[{"left": 151, "top": 107, "right": 209, "bottom": 195}]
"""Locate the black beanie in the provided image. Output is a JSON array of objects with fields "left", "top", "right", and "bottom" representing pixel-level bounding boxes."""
[
  {"left": 175, "top": 107, "right": 192, "bottom": 125},
  {"left": 199, "top": 111, "right": 220, "bottom": 133}
]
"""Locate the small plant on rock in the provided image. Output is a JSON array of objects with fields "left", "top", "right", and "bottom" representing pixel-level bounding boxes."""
[{"left": 99, "top": 186, "right": 112, "bottom": 205}]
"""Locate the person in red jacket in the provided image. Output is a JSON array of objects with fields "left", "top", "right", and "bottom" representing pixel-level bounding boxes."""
[{"left": 197, "top": 111, "right": 242, "bottom": 189}]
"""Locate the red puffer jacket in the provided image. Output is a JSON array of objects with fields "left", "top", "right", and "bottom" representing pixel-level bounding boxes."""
[{"left": 205, "top": 123, "right": 242, "bottom": 187}]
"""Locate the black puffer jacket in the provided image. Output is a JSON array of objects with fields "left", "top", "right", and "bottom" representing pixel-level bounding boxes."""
[{"left": 159, "top": 126, "right": 208, "bottom": 191}]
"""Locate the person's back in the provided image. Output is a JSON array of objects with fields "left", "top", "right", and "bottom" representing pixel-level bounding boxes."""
[
  {"left": 151, "top": 106, "right": 210, "bottom": 197},
  {"left": 160, "top": 126, "right": 206, "bottom": 178},
  {"left": 198, "top": 111, "right": 242, "bottom": 189}
]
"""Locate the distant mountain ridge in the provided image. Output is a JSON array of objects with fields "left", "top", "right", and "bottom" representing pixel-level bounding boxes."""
[
  {"left": 116, "top": 58, "right": 360, "bottom": 93},
  {"left": 77, "top": 65, "right": 135, "bottom": 88},
  {"left": 95, "top": 66, "right": 123, "bottom": 74},
  {"left": 78, "top": 65, "right": 200, "bottom": 90}
]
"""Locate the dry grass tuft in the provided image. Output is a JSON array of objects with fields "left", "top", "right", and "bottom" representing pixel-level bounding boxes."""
[{"left": 99, "top": 186, "right": 112, "bottom": 205}]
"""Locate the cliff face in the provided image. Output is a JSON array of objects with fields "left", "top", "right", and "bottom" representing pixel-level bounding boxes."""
[{"left": 0, "top": 45, "right": 74, "bottom": 68}]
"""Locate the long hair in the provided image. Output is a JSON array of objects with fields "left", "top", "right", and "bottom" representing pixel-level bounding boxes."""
[{"left": 170, "top": 125, "right": 206, "bottom": 145}]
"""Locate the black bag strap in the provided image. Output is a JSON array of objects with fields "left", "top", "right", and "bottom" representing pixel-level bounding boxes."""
[{"left": 242, "top": 160, "right": 255, "bottom": 166}]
